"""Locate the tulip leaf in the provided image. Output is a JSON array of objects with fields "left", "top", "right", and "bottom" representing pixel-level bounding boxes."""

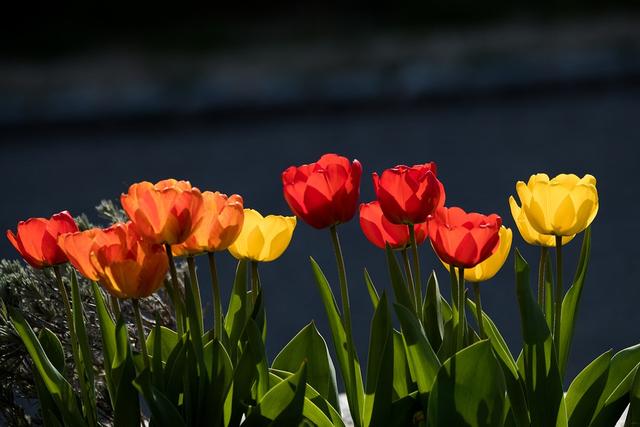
[
  {"left": 389, "top": 392, "right": 421, "bottom": 427},
  {"left": 423, "top": 271, "right": 444, "bottom": 350},
  {"left": 627, "top": 365, "right": 640, "bottom": 425},
  {"left": 184, "top": 267, "right": 204, "bottom": 344},
  {"left": 559, "top": 227, "right": 591, "bottom": 378},
  {"left": 111, "top": 317, "right": 142, "bottom": 427},
  {"left": 590, "top": 344, "right": 640, "bottom": 426},
  {"left": 363, "top": 293, "right": 394, "bottom": 427},
  {"left": 364, "top": 268, "right": 380, "bottom": 309},
  {"left": 467, "top": 298, "right": 529, "bottom": 427},
  {"left": 385, "top": 246, "right": 415, "bottom": 313},
  {"left": 392, "top": 330, "right": 412, "bottom": 400},
  {"left": 272, "top": 321, "right": 340, "bottom": 411},
  {"left": 133, "top": 368, "right": 186, "bottom": 427},
  {"left": 35, "top": 328, "right": 66, "bottom": 427},
  {"left": 8, "top": 307, "right": 85, "bottom": 427},
  {"left": 310, "top": 257, "right": 364, "bottom": 423},
  {"left": 245, "top": 319, "right": 270, "bottom": 401},
  {"left": 394, "top": 303, "right": 441, "bottom": 410},
  {"left": 146, "top": 325, "right": 179, "bottom": 364},
  {"left": 565, "top": 349, "right": 612, "bottom": 426},
  {"left": 514, "top": 249, "right": 564, "bottom": 427},
  {"left": 91, "top": 282, "right": 117, "bottom": 402},
  {"left": 201, "top": 339, "right": 234, "bottom": 427},
  {"left": 544, "top": 251, "right": 554, "bottom": 332},
  {"left": 38, "top": 327, "right": 65, "bottom": 374},
  {"left": 225, "top": 260, "right": 248, "bottom": 361},
  {"left": 70, "top": 270, "right": 96, "bottom": 425},
  {"left": 427, "top": 340, "right": 507, "bottom": 427}
]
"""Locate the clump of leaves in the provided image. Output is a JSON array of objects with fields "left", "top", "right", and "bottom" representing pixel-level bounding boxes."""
[{"left": 0, "top": 200, "right": 184, "bottom": 426}]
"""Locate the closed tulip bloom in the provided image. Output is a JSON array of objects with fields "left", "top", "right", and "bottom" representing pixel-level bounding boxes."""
[
  {"left": 89, "top": 222, "right": 169, "bottom": 299},
  {"left": 373, "top": 162, "right": 445, "bottom": 225},
  {"left": 228, "top": 209, "right": 296, "bottom": 262},
  {"left": 172, "top": 192, "right": 244, "bottom": 257},
  {"left": 359, "top": 201, "right": 428, "bottom": 249},
  {"left": 121, "top": 179, "right": 204, "bottom": 245},
  {"left": 6, "top": 211, "right": 78, "bottom": 268},
  {"left": 516, "top": 173, "right": 598, "bottom": 237},
  {"left": 442, "top": 226, "right": 512, "bottom": 282},
  {"left": 58, "top": 225, "right": 125, "bottom": 281},
  {"left": 282, "top": 153, "right": 362, "bottom": 229},
  {"left": 509, "top": 196, "right": 575, "bottom": 247},
  {"left": 428, "top": 206, "right": 502, "bottom": 269}
]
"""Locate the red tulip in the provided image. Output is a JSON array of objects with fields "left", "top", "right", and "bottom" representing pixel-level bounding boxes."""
[
  {"left": 282, "top": 153, "right": 362, "bottom": 229},
  {"left": 427, "top": 206, "right": 501, "bottom": 268},
  {"left": 6, "top": 211, "right": 78, "bottom": 268},
  {"left": 372, "top": 162, "right": 445, "bottom": 225},
  {"left": 359, "top": 201, "right": 428, "bottom": 249}
]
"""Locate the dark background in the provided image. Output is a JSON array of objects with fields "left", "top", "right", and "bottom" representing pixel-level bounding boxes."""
[{"left": 1, "top": 3, "right": 639, "bottom": 385}]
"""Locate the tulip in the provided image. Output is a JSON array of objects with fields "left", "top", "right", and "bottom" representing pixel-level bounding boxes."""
[
  {"left": 172, "top": 192, "right": 244, "bottom": 256},
  {"left": 58, "top": 225, "right": 124, "bottom": 281},
  {"left": 442, "top": 226, "right": 512, "bottom": 283},
  {"left": 359, "top": 201, "right": 428, "bottom": 250},
  {"left": 515, "top": 173, "right": 598, "bottom": 237},
  {"left": 282, "top": 153, "right": 362, "bottom": 229},
  {"left": 228, "top": 209, "right": 296, "bottom": 263},
  {"left": 89, "top": 222, "right": 168, "bottom": 299},
  {"left": 372, "top": 162, "right": 445, "bottom": 225},
  {"left": 120, "top": 179, "right": 204, "bottom": 245},
  {"left": 509, "top": 196, "right": 575, "bottom": 247},
  {"left": 6, "top": 211, "right": 78, "bottom": 268}
]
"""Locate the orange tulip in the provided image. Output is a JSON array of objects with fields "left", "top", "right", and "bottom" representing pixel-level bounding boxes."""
[
  {"left": 6, "top": 211, "right": 78, "bottom": 268},
  {"left": 88, "top": 222, "right": 169, "bottom": 299},
  {"left": 121, "top": 179, "right": 204, "bottom": 245},
  {"left": 172, "top": 191, "right": 244, "bottom": 257},
  {"left": 58, "top": 225, "right": 124, "bottom": 281}
]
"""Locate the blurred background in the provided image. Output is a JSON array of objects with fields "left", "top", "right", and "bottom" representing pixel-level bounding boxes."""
[{"left": 1, "top": 1, "right": 640, "bottom": 388}]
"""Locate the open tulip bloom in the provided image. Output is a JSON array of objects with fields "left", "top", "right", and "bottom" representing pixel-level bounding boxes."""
[{"left": 5, "top": 159, "right": 640, "bottom": 427}]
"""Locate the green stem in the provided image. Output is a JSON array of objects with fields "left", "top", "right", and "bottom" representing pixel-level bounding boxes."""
[
  {"left": 401, "top": 247, "right": 418, "bottom": 312},
  {"left": 449, "top": 264, "right": 459, "bottom": 310},
  {"left": 109, "top": 294, "right": 121, "bottom": 321},
  {"left": 251, "top": 261, "right": 260, "bottom": 306},
  {"left": 330, "top": 225, "right": 360, "bottom": 426},
  {"left": 133, "top": 299, "right": 150, "bottom": 369},
  {"left": 554, "top": 236, "right": 563, "bottom": 344},
  {"left": 408, "top": 225, "right": 423, "bottom": 311},
  {"left": 207, "top": 252, "right": 223, "bottom": 340},
  {"left": 473, "top": 282, "right": 486, "bottom": 339},
  {"left": 538, "top": 246, "right": 548, "bottom": 308},
  {"left": 164, "top": 243, "right": 183, "bottom": 335},
  {"left": 457, "top": 266, "right": 466, "bottom": 347},
  {"left": 186, "top": 256, "right": 203, "bottom": 332}
]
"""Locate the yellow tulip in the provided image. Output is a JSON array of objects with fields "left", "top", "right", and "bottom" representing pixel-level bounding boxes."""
[
  {"left": 228, "top": 209, "right": 296, "bottom": 262},
  {"left": 442, "top": 226, "right": 513, "bottom": 282},
  {"left": 509, "top": 196, "right": 575, "bottom": 247},
  {"left": 515, "top": 173, "right": 598, "bottom": 237}
]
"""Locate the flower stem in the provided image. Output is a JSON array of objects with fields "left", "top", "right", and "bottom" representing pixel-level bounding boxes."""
[
  {"left": 473, "top": 282, "right": 486, "bottom": 339},
  {"left": 408, "top": 225, "right": 423, "bottom": 311},
  {"left": 554, "top": 236, "right": 563, "bottom": 344},
  {"left": 109, "top": 294, "right": 121, "bottom": 321},
  {"left": 538, "top": 246, "right": 548, "bottom": 308},
  {"left": 164, "top": 243, "right": 183, "bottom": 335},
  {"left": 251, "top": 261, "right": 260, "bottom": 306},
  {"left": 401, "top": 247, "right": 418, "bottom": 312},
  {"left": 457, "top": 266, "right": 466, "bottom": 347},
  {"left": 329, "top": 225, "right": 360, "bottom": 426},
  {"left": 449, "top": 264, "right": 458, "bottom": 310},
  {"left": 186, "top": 256, "right": 203, "bottom": 332},
  {"left": 207, "top": 252, "right": 223, "bottom": 340},
  {"left": 133, "top": 299, "right": 150, "bottom": 369}
]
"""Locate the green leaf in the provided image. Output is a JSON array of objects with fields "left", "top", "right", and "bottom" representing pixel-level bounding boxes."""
[
  {"left": 391, "top": 330, "right": 412, "bottom": 400},
  {"left": 111, "top": 318, "right": 141, "bottom": 427},
  {"left": 225, "top": 260, "right": 248, "bottom": 361},
  {"left": 591, "top": 344, "right": 640, "bottom": 426},
  {"left": 565, "top": 350, "right": 612, "bottom": 426},
  {"left": 427, "top": 340, "right": 507, "bottom": 427},
  {"left": 544, "top": 251, "right": 554, "bottom": 333},
  {"left": 627, "top": 364, "right": 640, "bottom": 425},
  {"left": 255, "top": 362, "right": 307, "bottom": 425},
  {"left": 272, "top": 322, "right": 340, "bottom": 411},
  {"left": 8, "top": 307, "right": 85, "bottom": 427},
  {"left": 310, "top": 257, "right": 364, "bottom": 423},
  {"left": 146, "top": 325, "right": 179, "bottom": 364},
  {"left": 245, "top": 319, "right": 270, "bottom": 401},
  {"left": 467, "top": 298, "right": 529, "bottom": 427},
  {"left": 394, "top": 303, "right": 441, "bottom": 410},
  {"left": 35, "top": 329, "right": 65, "bottom": 427},
  {"left": 133, "top": 368, "right": 186, "bottom": 427},
  {"left": 38, "top": 328, "right": 65, "bottom": 374},
  {"left": 559, "top": 227, "right": 591, "bottom": 377},
  {"left": 423, "top": 271, "right": 444, "bottom": 350},
  {"left": 389, "top": 393, "right": 421, "bottom": 427},
  {"left": 184, "top": 266, "right": 204, "bottom": 343},
  {"left": 364, "top": 268, "right": 380, "bottom": 309},
  {"left": 385, "top": 246, "right": 415, "bottom": 313},
  {"left": 514, "top": 249, "right": 564, "bottom": 427},
  {"left": 363, "top": 293, "right": 394, "bottom": 427},
  {"left": 202, "top": 339, "right": 234, "bottom": 426},
  {"left": 70, "top": 270, "right": 96, "bottom": 425},
  {"left": 91, "top": 282, "right": 117, "bottom": 402}
]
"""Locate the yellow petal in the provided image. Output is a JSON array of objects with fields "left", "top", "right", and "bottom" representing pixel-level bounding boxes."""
[
  {"left": 455, "top": 226, "right": 512, "bottom": 282},
  {"left": 228, "top": 209, "right": 263, "bottom": 260},
  {"left": 260, "top": 216, "right": 296, "bottom": 262}
]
